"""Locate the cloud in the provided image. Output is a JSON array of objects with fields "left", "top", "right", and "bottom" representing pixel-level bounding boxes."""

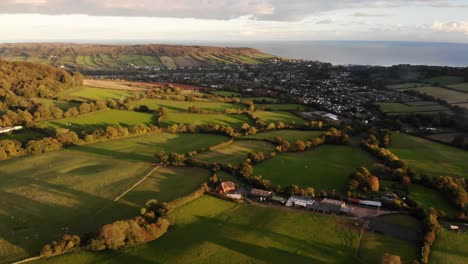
[
  {"left": 0, "top": 0, "right": 464, "bottom": 21},
  {"left": 315, "top": 19, "right": 334, "bottom": 24},
  {"left": 432, "top": 21, "right": 468, "bottom": 34},
  {"left": 351, "top": 12, "right": 389, "bottom": 17}
]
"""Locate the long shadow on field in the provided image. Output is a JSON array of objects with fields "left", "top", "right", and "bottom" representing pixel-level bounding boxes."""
[
  {"left": 146, "top": 215, "right": 353, "bottom": 264},
  {"left": 0, "top": 174, "right": 141, "bottom": 263},
  {"left": 70, "top": 145, "right": 153, "bottom": 162}
]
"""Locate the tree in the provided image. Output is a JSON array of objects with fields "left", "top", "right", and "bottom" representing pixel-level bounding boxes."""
[
  {"left": 294, "top": 140, "right": 306, "bottom": 151},
  {"left": 368, "top": 176, "right": 380, "bottom": 192},
  {"left": 238, "top": 162, "right": 253, "bottom": 178},
  {"left": 154, "top": 151, "right": 169, "bottom": 165}
]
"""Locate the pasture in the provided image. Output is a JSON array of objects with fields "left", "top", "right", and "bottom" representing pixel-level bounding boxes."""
[
  {"left": 402, "top": 86, "right": 468, "bottom": 104},
  {"left": 243, "top": 97, "right": 279, "bottom": 103},
  {"left": 245, "top": 129, "right": 324, "bottom": 143},
  {"left": 427, "top": 132, "right": 468, "bottom": 144},
  {"left": 430, "top": 227, "right": 468, "bottom": 264},
  {"left": 42, "top": 109, "right": 156, "bottom": 133},
  {"left": 210, "top": 91, "right": 242, "bottom": 97},
  {"left": 425, "top": 75, "right": 464, "bottom": 85},
  {"left": 33, "top": 195, "right": 360, "bottom": 264},
  {"left": 253, "top": 144, "right": 375, "bottom": 191},
  {"left": 358, "top": 232, "right": 417, "bottom": 264},
  {"left": 409, "top": 185, "right": 458, "bottom": 216},
  {"left": 387, "top": 83, "right": 423, "bottom": 89},
  {"left": 58, "top": 86, "right": 138, "bottom": 101},
  {"left": 253, "top": 111, "right": 306, "bottom": 125},
  {"left": 256, "top": 103, "right": 311, "bottom": 111},
  {"left": 447, "top": 82, "right": 468, "bottom": 92},
  {"left": 0, "top": 133, "right": 226, "bottom": 263},
  {"left": 377, "top": 102, "right": 450, "bottom": 114},
  {"left": 0, "top": 128, "right": 46, "bottom": 143},
  {"left": 389, "top": 133, "right": 468, "bottom": 178},
  {"left": 194, "top": 140, "right": 276, "bottom": 165},
  {"left": 160, "top": 113, "right": 253, "bottom": 128},
  {"left": 128, "top": 98, "right": 246, "bottom": 113}
]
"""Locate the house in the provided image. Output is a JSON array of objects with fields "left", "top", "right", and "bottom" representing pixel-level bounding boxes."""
[
  {"left": 216, "top": 182, "right": 236, "bottom": 194},
  {"left": 249, "top": 188, "right": 272, "bottom": 198},
  {"left": 285, "top": 196, "right": 315, "bottom": 208}
]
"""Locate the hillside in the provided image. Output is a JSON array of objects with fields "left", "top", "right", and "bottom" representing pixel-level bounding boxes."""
[{"left": 0, "top": 43, "right": 273, "bottom": 71}]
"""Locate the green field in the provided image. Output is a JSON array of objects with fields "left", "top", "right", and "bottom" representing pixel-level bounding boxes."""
[
  {"left": 253, "top": 144, "right": 375, "bottom": 191},
  {"left": 427, "top": 133, "right": 468, "bottom": 144},
  {"left": 33, "top": 195, "right": 360, "bottom": 264},
  {"left": 402, "top": 86, "right": 468, "bottom": 104},
  {"left": 42, "top": 109, "right": 156, "bottom": 133},
  {"left": 387, "top": 83, "right": 424, "bottom": 89},
  {"left": 128, "top": 98, "right": 246, "bottom": 113},
  {"left": 447, "top": 82, "right": 468, "bottom": 92},
  {"left": 194, "top": 140, "right": 275, "bottom": 165},
  {"left": 430, "top": 228, "right": 468, "bottom": 264},
  {"left": 58, "top": 86, "right": 138, "bottom": 101},
  {"left": 409, "top": 185, "right": 458, "bottom": 216},
  {"left": 425, "top": 76, "right": 464, "bottom": 85},
  {"left": 254, "top": 111, "right": 306, "bottom": 125},
  {"left": 0, "top": 133, "right": 226, "bottom": 263},
  {"left": 245, "top": 129, "right": 324, "bottom": 143},
  {"left": 161, "top": 113, "right": 253, "bottom": 128},
  {"left": 256, "top": 104, "right": 310, "bottom": 111},
  {"left": 358, "top": 232, "right": 417, "bottom": 264},
  {"left": 243, "top": 97, "right": 279, "bottom": 103},
  {"left": 0, "top": 128, "right": 46, "bottom": 143},
  {"left": 210, "top": 91, "right": 242, "bottom": 97},
  {"left": 389, "top": 133, "right": 468, "bottom": 178},
  {"left": 377, "top": 102, "right": 450, "bottom": 114}
]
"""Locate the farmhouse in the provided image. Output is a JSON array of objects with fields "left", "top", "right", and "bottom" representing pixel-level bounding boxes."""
[
  {"left": 216, "top": 182, "right": 236, "bottom": 194},
  {"left": 285, "top": 195, "right": 315, "bottom": 208},
  {"left": 249, "top": 188, "right": 272, "bottom": 198}
]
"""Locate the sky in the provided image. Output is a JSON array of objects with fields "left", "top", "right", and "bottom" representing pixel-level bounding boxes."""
[{"left": 0, "top": 0, "right": 468, "bottom": 43}]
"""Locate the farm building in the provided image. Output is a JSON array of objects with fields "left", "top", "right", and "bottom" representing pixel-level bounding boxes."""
[
  {"left": 285, "top": 196, "right": 315, "bottom": 208},
  {"left": 271, "top": 195, "right": 287, "bottom": 204},
  {"left": 226, "top": 193, "right": 242, "bottom": 200},
  {"left": 315, "top": 199, "right": 347, "bottom": 214},
  {"left": 217, "top": 182, "right": 236, "bottom": 194},
  {"left": 347, "top": 198, "right": 382, "bottom": 208},
  {"left": 249, "top": 188, "right": 272, "bottom": 198}
]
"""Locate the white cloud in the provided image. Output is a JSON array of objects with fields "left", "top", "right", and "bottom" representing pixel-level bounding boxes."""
[{"left": 432, "top": 21, "right": 468, "bottom": 34}]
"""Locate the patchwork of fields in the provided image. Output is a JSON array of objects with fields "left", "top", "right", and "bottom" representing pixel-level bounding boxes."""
[
  {"left": 128, "top": 98, "right": 246, "bottom": 113},
  {"left": 245, "top": 129, "right": 324, "bottom": 143},
  {"left": 253, "top": 111, "right": 306, "bottom": 125},
  {"left": 389, "top": 133, "right": 468, "bottom": 178},
  {"left": 401, "top": 86, "right": 468, "bottom": 106},
  {"left": 32, "top": 195, "right": 361, "bottom": 264},
  {"left": 377, "top": 102, "right": 450, "bottom": 114},
  {"left": 160, "top": 113, "right": 253, "bottom": 128}
]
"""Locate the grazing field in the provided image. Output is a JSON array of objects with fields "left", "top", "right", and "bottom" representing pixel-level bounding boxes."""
[
  {"left": 377, "top": 102, "right": 450, "bottom": 114},
  {"left": 0, "top": 128, "right": 46, "bottom": 143},
  {"left": 245, "top": 129, "right": 324, "bottom": 143},
  {"left": 256, "top": 104, "right": 311, "bottom": 111},
  {"left": 430, "top": 227, "right": 468, "bottom": 264},
  {"left": 33, "top": 195, "right": 360, "bottom": 264},
  {"left": 160, "top": 113, "right": 253, "bottom": 128},
  {"left": 58, "top": 86, "right": 138, "bottom": 101},
  {"left": 447, "top": 82, "right": 468, "bottom": 92},
  {"left": 243, "top": 97, "right": 279, "bottom": 103},
  {"left": 253, "top": 144, "right": 375, "bottom": 191},
  {"left": 42, "top": 109, "right": 156, "bottom": 133},
  {"left": 389, "top": 133, "right": 468, "bottom": 178},
  {"left": 387, "top": 83, "right": 423, "bottom": 89},
  {"left": 358, "top": 232, "right": 417, "bottom": 264},
  {"left": 409, "top": 185, "right": 458, "bottom": 216},
  {"left": 194, "top": 140, "right": 276, "bottom": 165},
  {"left": 425, "top": 76, "right": 464, "bottom": 85},
  {"left": 0, "top": 133, "right": 226, "bottom": 263},
  {"left": 427, "top": 133, "right": 468, "bottom": 144},
  {"left": 254, "top": 111, "right": 306, "bottom": 125},
  {"left": 402, "top": 86, "right": 468, "bottom": 104},
  {"left": 82, "top": 79, "right": 148, "bottom": 91},
  {"left": 128, "top": 98, "right": 246, "bottom": 113},
  {"left": 210, "top": 91, "right": 242, "bottom": 97}
]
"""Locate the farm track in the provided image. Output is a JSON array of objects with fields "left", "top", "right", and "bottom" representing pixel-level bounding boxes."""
[{"left": 113, "top": 166, "right": 160, "bottom": 202}]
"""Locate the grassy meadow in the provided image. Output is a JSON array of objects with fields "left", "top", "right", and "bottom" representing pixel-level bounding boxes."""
[
  {"left": 447, "top": 82, "right": 468, "bottom": 92},
  {"left": 160, "top": 113, "right": 253, "bottom": 128},
  {"left": 377, "top": 102, "right": 450, "bottom": 114},
  {"left": 409, "top": 185, "right": 458, "bottom": 216},
  {"left": 402, "top": 86, "right": 468, "bottom": 104},
  {"left": 58, "top": 86, "right": 138, "bottom": 101},
  {"left": 128, "top": 98, "right": 246, "bottom": 113},
  {"left": 210, "top": 91, "right": 242, "bottom": 97},
  {"left": 0, "top": 133, "right": 227, "bottom": 263},
  {"left": 194, "top": 140, "right": 276, "bottom": 165},
  {"left": 33, "top": 195, "right": 360, "bottom": 264},
  {"left": 245, "top": 129, "right": 324, "bottom": 143},
  {"left": 253, "top": 144, "right": 375, "bottom": 191},
  {"left": 256, "top": 104, "right": 311, "bottom": 111},
  {"left": 389, "top": 133, "right": 468, "bottom": 178},
  {"left": 42, "top": 109, "right": 156, "bottom": 133},
  {"left": 430, "top": 227, "right": 468, "bottom": 264},
  {"left": 358, "top": 232, "right": 417, "bottom": 264},
  {"left": 254, "top": 111, "right": 306, "bottom": 125}
]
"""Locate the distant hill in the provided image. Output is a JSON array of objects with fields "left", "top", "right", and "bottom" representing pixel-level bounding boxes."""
[{"left": 0, "top": 43, "right": 273, "bottom": 71}]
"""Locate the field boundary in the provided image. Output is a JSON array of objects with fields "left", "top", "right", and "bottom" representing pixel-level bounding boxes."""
[
  {"left": 355, "top": 220, "right": 369, "bottom": 257},
  {"left": 114, "top": 166, "right": 160, "bottom": 202}
]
